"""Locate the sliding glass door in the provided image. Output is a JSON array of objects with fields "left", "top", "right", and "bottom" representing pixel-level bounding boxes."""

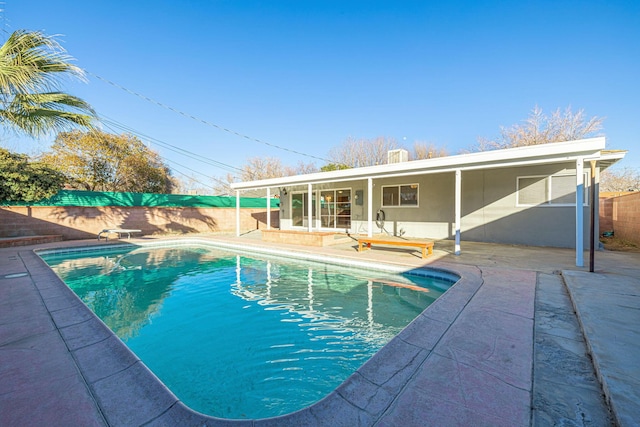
[
  {"left": 291, "top": 192, "right": 316, "bottom": 227},
  {"left": 320, "top": 189, "right": 351, "bottom": 229},
  {"left": 292, "top": 189, "right": 351, "bottom": 230}
]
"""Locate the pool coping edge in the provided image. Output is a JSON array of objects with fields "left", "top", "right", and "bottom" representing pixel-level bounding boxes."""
[{"left": 31, "top": 238, "right": 482, "bottom": 426}]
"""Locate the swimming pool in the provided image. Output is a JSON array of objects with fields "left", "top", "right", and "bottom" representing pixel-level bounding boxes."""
[{"left": 41, "top": 243, "right": 456, "bottom": 419}]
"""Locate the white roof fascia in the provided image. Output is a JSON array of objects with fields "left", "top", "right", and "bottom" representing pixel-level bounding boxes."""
[
  {"left": 583, "top": 150, "right": 627, "bottom": 165},
  {"left": 259, "top": 154, "right": 604, "bottom": 189},
  {"left": 230, "top": 137, "right": 607, "bottom": 191}
]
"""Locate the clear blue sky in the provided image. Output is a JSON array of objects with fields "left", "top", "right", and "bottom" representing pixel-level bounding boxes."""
[{"left": 3, "top": 0, "right": 639, "bottom": 190}]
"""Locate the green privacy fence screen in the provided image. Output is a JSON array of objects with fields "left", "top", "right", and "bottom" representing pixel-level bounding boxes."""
[{"left": 1, "top": 190, "right": 279, "bottom": 208}]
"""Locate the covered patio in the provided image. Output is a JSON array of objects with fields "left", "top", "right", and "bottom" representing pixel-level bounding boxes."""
[{"left": 231, "top": 138, "right": 625, "bottom": 266}]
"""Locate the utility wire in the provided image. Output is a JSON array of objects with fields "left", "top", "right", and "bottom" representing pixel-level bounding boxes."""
[
  {"left": 98, "top": 120, "right": 232, "bottom": 192},
  {"left": 163, "top": 157, "right": 230, "bottom": 190},
  {"left": 99, "top": 115, "right": 243, "bottom": 175},
  {"left": 101, "top": 116, "right": 255, "bottom": 189},
  {"left": 86, "top": 70, "right": 335, "bottom": 165},
  {"left": 98, "top": 114, "right": 270, "bottom": 187}
]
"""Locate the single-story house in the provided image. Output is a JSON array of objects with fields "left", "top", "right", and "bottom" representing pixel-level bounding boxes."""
[{"left": 230, "top": 137, "right": 626, "bottom": 266}]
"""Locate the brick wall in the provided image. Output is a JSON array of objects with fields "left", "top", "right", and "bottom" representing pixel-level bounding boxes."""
[
  {"left": 0, "top": 206, "right": 279, "bottom": 240},
  {"left": 611, "top": 192, "right": 640, "bottom": 245}
]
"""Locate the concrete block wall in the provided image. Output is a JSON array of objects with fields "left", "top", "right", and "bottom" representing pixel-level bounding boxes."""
[
  {"left": 611, "top": 192, "right": 640, "bottom": 245},
  {"left": 0, "top": 206, "right": 279, "bottom": 240},
  {"left": 599, "top": 197, "right": 614, "bottom": 234}
]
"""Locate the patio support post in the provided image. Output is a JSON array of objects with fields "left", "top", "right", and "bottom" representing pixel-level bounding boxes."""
[
  {"left": 589, "top": 161, "right": 597, "bottom": 272},
  {"left": 367, "top": 178, "right": 373, "bottom": 237},
  {"left": 266, "top": 187, "right": 271, "bottom": 231},
  {"left": 235, "top": 190, "right": 241, "bottom": 237},
  {"left": 454, "top": 169, "right": 461, "bottom": 255},
  {"left": 308, "top": 183, "right": 313, "bottom": 232},
  {"left": 576, "top": 158, "right": 585, "bottom": 267}
]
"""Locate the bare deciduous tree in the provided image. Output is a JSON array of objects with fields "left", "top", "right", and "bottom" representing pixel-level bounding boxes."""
[
  {"left": 600, "top": 167, "right": 640, "bottom": 192},
  {"left": 411, "top": 141, "right": 448, "bottom": 160},
  {"left": 212, "top": 157, "right": 318, "bottom": 196},
  {"left": 171, "top": 174, "right": 212, "bottom": 195},
  {"left": 328, "top": 136, "right": 448, "bottom": 166},
  {"left": 284, "top": 161, "right": 318, "bottom": 176},
  {"left": 328, "top": 136, "right": 400, "bottom": 167},
  {"left": 240, "top": 157, "right": 286, "bottom": 181},
  {"left": 211, "top": 172, "right": 237, "bottom": 196},
  {"left": 473, "top": 106, "right": 604, "bottom": 151}
]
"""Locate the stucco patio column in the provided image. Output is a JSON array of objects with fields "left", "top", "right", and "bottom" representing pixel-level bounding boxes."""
[
  {"left": 367, "top": 178, "right": 373, "bottom": 237},
  {"left": 266, "top": 187, "right": 271, "bottom": 231},
  {"left": 308, "top": 183, "right": 313, "bottom": 232},
  {"left": 576, "top": 157, "right": 584, "bottom": 267},
  {"left": 236, "top": 190, "right": 241, "bottom": 237},
  {"left": 589, "top": 161, "right": 599, "bottom": 272},
  {"left": 455, "top": 169, "right": 461, "bottom": 255}
]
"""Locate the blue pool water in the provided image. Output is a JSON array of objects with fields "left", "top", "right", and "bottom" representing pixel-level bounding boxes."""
[{"left": 42, "top": 244, "right": 454, "bottom": 419}]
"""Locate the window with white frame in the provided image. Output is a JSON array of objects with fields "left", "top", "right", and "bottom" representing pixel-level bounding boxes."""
[
  {"left": 517, "top": 174, "right": 589, "bottom": 206},
  {"left": 382, "top": 184, "right": 419, "bottom": 207}
]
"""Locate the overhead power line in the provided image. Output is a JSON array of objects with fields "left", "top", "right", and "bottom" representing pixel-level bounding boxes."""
[
  {"left": 86, "top": 70, "right": 334, "bottom": 165},
  {"left": 100, "top": 115, "right": 243, "bottom": 175},
  {"left": 162, "top": 157, "right": 231, "bottom": 190},
  {"left": 97, "top": 119, "right": 233, "bottom": 192},
  {"left": 99, "top": 115, "right": 273, "bottom": 185}
]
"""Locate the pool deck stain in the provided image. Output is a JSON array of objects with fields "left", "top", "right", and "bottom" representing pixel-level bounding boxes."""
[{"left": 1, "top": 233, "right": 638, "bottom": 426}]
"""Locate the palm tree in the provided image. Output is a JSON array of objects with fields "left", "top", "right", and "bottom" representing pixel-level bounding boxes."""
[{"left": 0, "top": 29, "right": 96, "bottom": 137}]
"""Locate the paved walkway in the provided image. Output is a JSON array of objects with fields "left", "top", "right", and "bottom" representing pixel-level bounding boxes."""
[
  {"left": 563, "top": 270, "right": 640, "bottom": 427},
  {"left": 0, "top": 234, "right": 638, "bottom": 426},
  {"left": 532, "top": 272, "right": 614, "bottom": 425}
]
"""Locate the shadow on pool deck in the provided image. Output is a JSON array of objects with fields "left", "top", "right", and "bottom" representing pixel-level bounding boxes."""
[{"left": 0, "top": 233, "right": 638, "bottom": 426}]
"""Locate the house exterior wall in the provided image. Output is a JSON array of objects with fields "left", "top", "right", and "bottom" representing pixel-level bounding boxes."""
[
  {"left": 278, "top": 161, "right": 595, "bottom": 249},
  {"left": 365, "top": 173, "right": 455, "bottom": 238},
  {"left": 460, "top": 164, "right": 591, "bottom": 248}
]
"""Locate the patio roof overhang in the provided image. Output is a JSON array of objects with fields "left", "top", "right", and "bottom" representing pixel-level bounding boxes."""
[
  {"left": 230, "top": 137, "right": 627, "bottom": 268},
  {"left": 230, "top": 137, "right": 625, "bottom": 191}
]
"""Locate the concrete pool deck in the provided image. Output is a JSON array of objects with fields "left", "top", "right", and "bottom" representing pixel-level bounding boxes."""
[{"left": 0, "top": 233, "right": 638, "bottom": 426}]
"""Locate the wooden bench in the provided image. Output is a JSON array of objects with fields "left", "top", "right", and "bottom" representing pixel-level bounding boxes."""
[
  {"left": 98, "top": 229, "right": 142, "bottom": 241},
  {"left": 358, "top": 238, "right": 434, "bottom": 258}
]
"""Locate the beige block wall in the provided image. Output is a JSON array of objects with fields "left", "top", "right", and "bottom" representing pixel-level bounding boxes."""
[
  {"left": 0, "top": 206, "right": 279, "bottom": 240},
  {"left": 599, "top": 197, "right": 614, "bottom": 234},
  {"left": 611, "top": 192, "right": 640, "bottom": 245}
]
